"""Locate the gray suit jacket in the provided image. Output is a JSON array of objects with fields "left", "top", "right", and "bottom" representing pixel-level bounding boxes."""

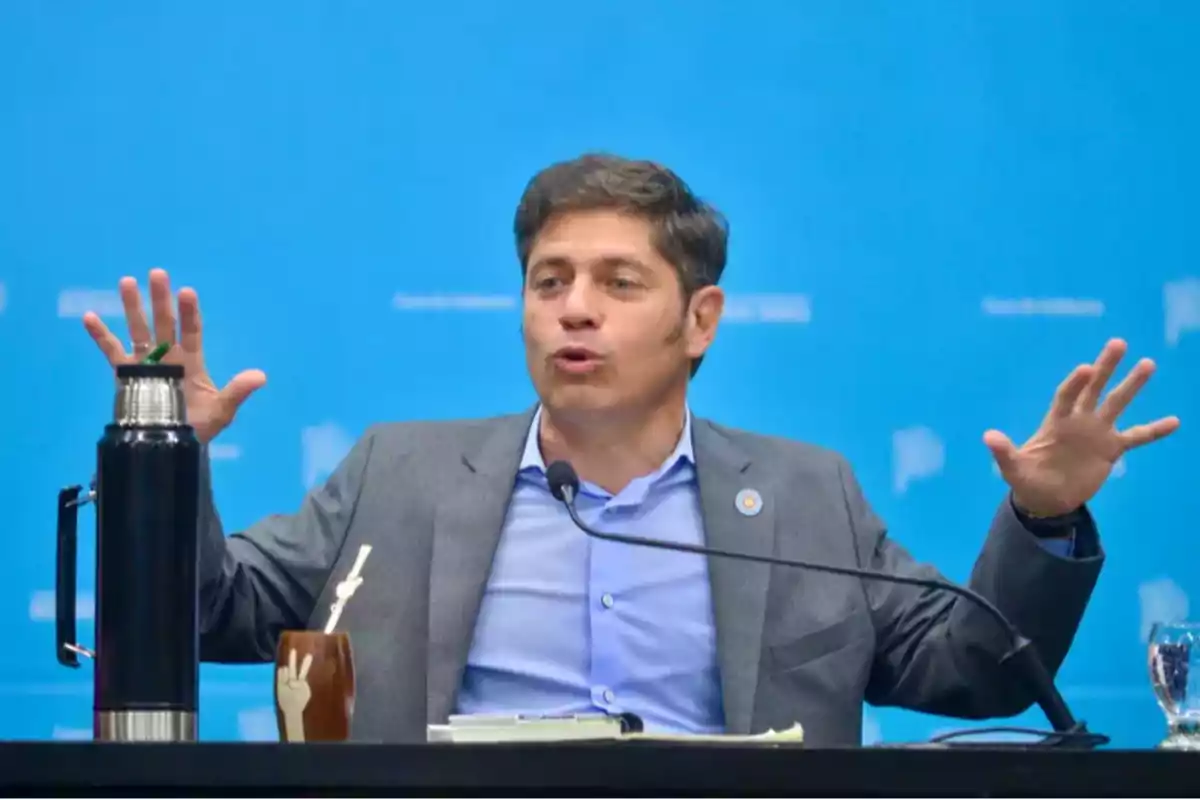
[{"left": 197, "top": 407, "right": 1104, "bottom": 746}]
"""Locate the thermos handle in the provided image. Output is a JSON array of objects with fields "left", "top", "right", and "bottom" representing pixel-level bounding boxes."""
[{"left": 56, "top": 483, "right": 95, "bottom": 667}]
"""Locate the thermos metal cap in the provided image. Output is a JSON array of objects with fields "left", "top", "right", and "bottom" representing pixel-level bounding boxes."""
[
  {"left": 114, "top": 362, "right": 187, "bottom": 426},
  {"left": 116, "top": 363, "right": 184, "bottom": 380}
]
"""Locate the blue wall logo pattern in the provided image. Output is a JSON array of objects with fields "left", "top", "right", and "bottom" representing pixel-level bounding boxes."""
[{"left": 1, "top": 2, "right": 1196, "bottom": 745}]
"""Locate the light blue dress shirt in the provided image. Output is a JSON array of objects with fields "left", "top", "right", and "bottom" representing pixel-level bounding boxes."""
[
  {"left": 455, "top": 405, "right": 726, "bottom": 733},
  {"left": 454, "top": 405, "right": 1077, "bottom": 733}
]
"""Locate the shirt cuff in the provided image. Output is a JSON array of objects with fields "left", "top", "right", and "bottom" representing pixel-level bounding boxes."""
[
  {"left": 1011, "top": 494, "right": 1080, "bottom": 558},
  {"left": 1035, "top": 532, "right": 1076, "bottom": 558}
]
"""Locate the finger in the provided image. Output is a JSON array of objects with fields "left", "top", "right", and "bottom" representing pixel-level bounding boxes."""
[
  {"left": 277, "top": 666, "right": 287, "bottom": 685},
  {"left": 149, "top": 268, "right": 177, "bottom": 345},
  {"left": 1097, "top": 358, "right": 1155, "bottom": 423},
  {"left": 1076, "top": 338, "right": 1128, "bottom": 412},
  {"left": 982, "top": 430, "right": 1020, "bottom": 473},
  {"left": 178, "top": 287, "right": 203, "bottom": 356},
  {"left": 299, "top": 653, "right": 313, "bottom": 681},
  {"left": 1049, "top": 365, "right": 1095, "bottom": 417},
  {"left": 119, "top": 277, "right": 153, "bottom": 349},
  {"left": 82, "top": 312, "right": 129, "bottom": 366},
  {"left": 1120, "top": 416, "right": 1181, "bottom": 450},
  {"left": 212, "top": 370, "right": 268, "bottom": 424},
  {"left": 288, "top": 647, "right": 297, "bottom": 678}
]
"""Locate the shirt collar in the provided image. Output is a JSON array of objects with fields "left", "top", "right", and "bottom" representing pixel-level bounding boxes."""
[{"left": 519, "top": 404, "right": 695, "bottom": 475}]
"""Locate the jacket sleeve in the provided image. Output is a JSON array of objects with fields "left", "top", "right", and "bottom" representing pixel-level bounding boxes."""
[
  {"left": 836, "top": 457, "right": 1105, "bottom": 718},
  {"left": 196, "top": 427, "right": 378, "bottom": 662}
]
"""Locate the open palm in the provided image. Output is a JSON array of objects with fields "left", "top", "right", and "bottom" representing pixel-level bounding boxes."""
[
  {"left": 985, "top": 339, "right": 1180, "bottom": 517},
  {"left": 82, "top": 269, "right": 265, "bottom": 444}
]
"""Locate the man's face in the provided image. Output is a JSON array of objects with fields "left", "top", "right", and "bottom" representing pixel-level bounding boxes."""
[{"left": 521, "top": 209, "right": 722, "bottom": 418}]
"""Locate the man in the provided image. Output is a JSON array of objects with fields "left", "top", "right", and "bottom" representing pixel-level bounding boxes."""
[{"left": 83, "top": 154, "right": 1179, "bottom": 746}]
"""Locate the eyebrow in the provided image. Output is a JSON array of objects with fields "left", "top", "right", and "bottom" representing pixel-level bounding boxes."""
[
  {"left": 528, "top": 256, "right": 573, "bottom": 272},
  {"left": 597, "top": 256, "right": 650, "bottom": 273},
  {"left": 529, "top": 255, "right": 650, "bottom": 272}
]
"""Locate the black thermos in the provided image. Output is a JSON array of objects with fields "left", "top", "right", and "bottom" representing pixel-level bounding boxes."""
[{"left": 55, "top": 362, "right": 202, "bottom": 741}]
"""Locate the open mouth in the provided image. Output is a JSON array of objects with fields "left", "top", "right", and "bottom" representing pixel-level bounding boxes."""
[{"left": 553, "top": 347, "right": 603, "bottom": 373}]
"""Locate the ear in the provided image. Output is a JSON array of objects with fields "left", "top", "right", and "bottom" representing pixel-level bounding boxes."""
[{"left": 684, "top": 285, "right": 724, "bottom": 360}]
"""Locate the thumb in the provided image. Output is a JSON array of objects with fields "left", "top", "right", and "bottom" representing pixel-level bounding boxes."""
[
  {"left": 216, "top": 369, "right": 267, "bottom": 419},
  {"left": 983, "top": 429, "right": 1020, "bottom": 474}
]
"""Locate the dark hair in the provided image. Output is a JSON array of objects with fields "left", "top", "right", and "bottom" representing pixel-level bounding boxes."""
[{"left": 514, "top": 153, "right": 728, "bottom": 376}]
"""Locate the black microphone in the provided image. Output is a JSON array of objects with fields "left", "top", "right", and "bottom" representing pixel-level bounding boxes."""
[{"left": 544, "top": 459, "right": 1106, "bottom": 749}]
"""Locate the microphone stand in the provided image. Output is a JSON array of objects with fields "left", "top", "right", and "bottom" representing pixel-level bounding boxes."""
[{"left": 549, "top": 471, "right": 1106, "bottom": 750}]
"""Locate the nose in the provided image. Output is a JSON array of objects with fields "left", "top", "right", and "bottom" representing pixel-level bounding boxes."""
[{"left": 558, "top": 280, "right": 601, "bottom": 330}]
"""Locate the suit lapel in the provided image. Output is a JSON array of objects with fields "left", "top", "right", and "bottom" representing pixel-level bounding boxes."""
[
  {"left": 693, "top": 419, "right": 778, "bottom": 735},
  {"left": 425, "top": 407, "right": 536, "bottom": 724},
  {"left": 423, "top": 409, "right": 779, "bottom": 733}
]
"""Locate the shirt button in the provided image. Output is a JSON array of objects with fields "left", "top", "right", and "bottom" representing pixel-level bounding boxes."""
[
  {"left": 601, "top": 593, "right": 615, "bottom": 609},
  {"left": 603, "top": 689, "right": 615, "bottom": 704}
]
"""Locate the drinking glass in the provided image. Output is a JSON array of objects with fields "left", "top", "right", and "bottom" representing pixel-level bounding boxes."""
[{"left": 1148, "top": 621, "right": 1200, "bottom": 750}]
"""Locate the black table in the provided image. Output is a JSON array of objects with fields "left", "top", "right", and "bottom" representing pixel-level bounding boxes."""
[{"left": 1, "top": 741, "right": 1196, "bottom": 797}]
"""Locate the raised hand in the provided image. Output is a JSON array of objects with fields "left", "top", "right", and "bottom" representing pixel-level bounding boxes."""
[
  {"left": 984, "top": 338, "right": 1180, "bottom": 517},
  {"left": 82, "top": 268, "right": 266, "bottom": 444}
]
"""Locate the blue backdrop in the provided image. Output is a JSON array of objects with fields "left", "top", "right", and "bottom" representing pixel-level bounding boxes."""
[{"left": 2, "top": 0, "right": 1197, "bottom": 746}]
